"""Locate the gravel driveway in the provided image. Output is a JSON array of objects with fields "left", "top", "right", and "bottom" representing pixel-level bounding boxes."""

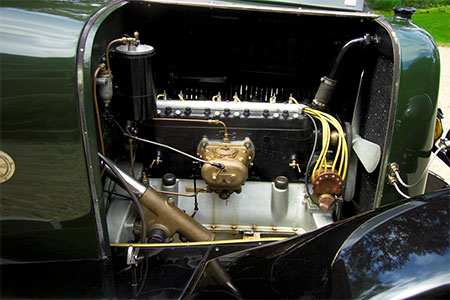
[{"left": 430, "top": 46, "right": 450, "bottom": 182}]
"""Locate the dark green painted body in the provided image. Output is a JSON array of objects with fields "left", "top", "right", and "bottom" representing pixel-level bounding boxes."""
[
  {"left": 0, "top": 0, "right": 112, "bottom": 262},
  {"left": 377, "top": 15, "right": 440, "bottom": 206},
  {"left": 0, "top": 0, "right": 441, "bottom": 264}
]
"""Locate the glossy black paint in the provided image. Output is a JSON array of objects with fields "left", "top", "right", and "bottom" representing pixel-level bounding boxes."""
[
  {"left": 191, "top": 189, "right": 450, "bottom": 299},
  {"left": 331, "top": 192, "right": 449, "bottom": 299},
  {"left": 0, "top": 259, "right": 109, "bottom": 299}
]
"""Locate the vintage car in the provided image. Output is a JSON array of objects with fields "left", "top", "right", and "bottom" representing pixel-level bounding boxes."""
[{"left": 1, "top": 0, "right": 449, "bottom": 298}]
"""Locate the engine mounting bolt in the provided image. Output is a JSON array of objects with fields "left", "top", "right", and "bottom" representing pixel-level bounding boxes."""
[
  {"left": 184, "top": 107, "right": 192, "bottom": 116},
  {"left": 282, "top": 110, "right": 289, "bottom": 118},
  {"left": 224, "top": 108, "right": 231, "bottom": 117},
  {"left": 243, "top": 109, "right": 250, "bottom": 117},
  {"left": 273, "top": 113, "right": 280, "bottom": 119},
  {"left": 204, "top": 108, "right": 211, "bottom": 116},
  {"left": 165, "top": 107, "right": 172, "bottom": 116},
  {"left": 262, "top": 109, "right": 269, "bottom": 118}
]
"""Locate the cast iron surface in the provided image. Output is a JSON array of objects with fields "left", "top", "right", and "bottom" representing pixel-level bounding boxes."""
[{"left": 147, "top": 117, "right": 313, "bottom": 182}]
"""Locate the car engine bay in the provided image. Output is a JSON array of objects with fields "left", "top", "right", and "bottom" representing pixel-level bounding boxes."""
[{"left": 92, "top": 2, "right": 394, "bottom": 244}]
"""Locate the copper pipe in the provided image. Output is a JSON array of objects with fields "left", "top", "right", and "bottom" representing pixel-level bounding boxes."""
[
  {"left": 93, "top": 65, "right": 106, "bottom": 176},
  {"left": 105, "top": 37, "right": 136, "bottom": 71},
  {"left": 156, "top": 188, "right": 207, "bottom": 197},
  {"left": 152, "top": 118, "right": 229, "bottom": 142}
]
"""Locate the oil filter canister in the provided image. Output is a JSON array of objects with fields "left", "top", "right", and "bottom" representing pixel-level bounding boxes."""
[{"left": 112, "top": 43, "right": 156, "bottom": 121}]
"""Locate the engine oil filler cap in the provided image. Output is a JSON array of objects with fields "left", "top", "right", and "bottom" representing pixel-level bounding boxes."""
[
  {"left": 274, "top": 176, "right": 289, "bottom": 190},
  {"left": 163, "top": 173, "right": 177, "bottom": 186}
]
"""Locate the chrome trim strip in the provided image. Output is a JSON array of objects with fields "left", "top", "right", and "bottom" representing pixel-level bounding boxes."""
[
  {"left": 138, "top": 0, "right": 378, "bottom": 18},
  {"left": 76, "top": 0, "right": 128, "bottom": 259}
]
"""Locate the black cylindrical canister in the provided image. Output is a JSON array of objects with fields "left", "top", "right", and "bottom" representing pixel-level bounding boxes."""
[{"left": 112, "top": 43, "right": 156, "bottom": 121}]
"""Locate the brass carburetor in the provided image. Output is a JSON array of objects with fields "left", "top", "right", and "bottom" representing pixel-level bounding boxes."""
[{"left": 197, "top": 137, "right": 255, "bottom": 199}]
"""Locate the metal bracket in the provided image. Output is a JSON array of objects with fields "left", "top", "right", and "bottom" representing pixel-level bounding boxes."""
[{"left": 126, "top": 245, "right": 140, "bottom": 266}]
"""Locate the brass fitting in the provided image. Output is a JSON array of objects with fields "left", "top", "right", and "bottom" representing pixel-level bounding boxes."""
[
  {"left": 138, "top": 184, "right": 236, "bottom": 290},
  {"left": 207, "top": 119, "right": 229, "bottom": 143},
  {"left": 139, "top": 187, "right": 214, "bottom": 241},
  {"left": 388, "top": 162, "right": 400, "bottom": 183},
  {"left": 105, "top": 35, "right": 138, "bottom": 71},
  {"left": 197, "top": 137, "right": 255, "bottom": 199},
  {"left": 387, "top": 174, "right": 397, "bottom": 185},
  {"left": 289, "top": 160, "right": 298, "bottom": 168},
  {"left": 141, "top": 172, "right": 149, "bottom": 185},
  {"left": 330, "top": 130, "right": 339, "bottom": 146},
  {"left": 389, "top": 162, "right": 399, "bottom": 174}
]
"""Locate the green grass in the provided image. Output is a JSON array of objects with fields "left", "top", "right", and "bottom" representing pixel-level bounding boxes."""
[{"left": 374, "top": 6, "right": 450, "bottom": 46}]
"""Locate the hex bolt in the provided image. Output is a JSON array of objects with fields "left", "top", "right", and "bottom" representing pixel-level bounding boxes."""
[
  {"left": 184, "top": 107, "right": 192, "bottom": 116},
  {"left": 224, "top": 108, "right": 231, "bottom": 117}
]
